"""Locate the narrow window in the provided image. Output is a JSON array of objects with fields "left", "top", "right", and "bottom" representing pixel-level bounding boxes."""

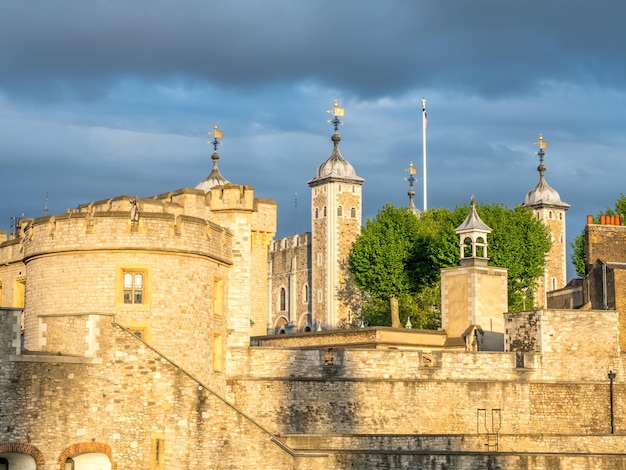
[
  {"left": 213, "top": 334, "right": 223, "bottom": 373},
  {"left": 13, "top": 276, "right": 25, "bottom": 308},
  {"left": 124, "top": 272, "right": 143, "bottom": 304},
  {"left": 323, "top": 206, "right": 327, "bottom": 217},
  {"left": 0, "top": 458, "right": 9, "bottom": 470},
  {"left": 303, "top": 284, "right": 309, "bottom": 303},
  {"left": 214, "top": 278, "right": 224, "bottom": 316},
  {"left": 64, "top": 458, "right": 74, "bottom": 470},
  {"left": 552, "top": 278, "right": 557, "bottom": 291},
  {"left": 338, "top": 184, "right": 342, "bottom": 191},
  {"left": 350, "top": 207, "right": 356, "bottom": 218},
  {"left": 315, "top": 207, "right": 319, "bottom": 219},
  {"left": 151, "top": 433, "right": 165, "bottom": 470},
  {"left": 280, "top": 287, "right": 287, "bottom": 311},
  {"left": 337, "top": 206, "right": 343, "bottom": 217}
]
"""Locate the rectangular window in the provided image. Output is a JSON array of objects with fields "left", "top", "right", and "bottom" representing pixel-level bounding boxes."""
[
  {"left": 14, "top": 277, "right": 25, "bottom": 308},
  {"left": 214, "top": 278, "right": 224, "bottom": 316},
  {"left": 123, "top": 272, "right": 144, "bottom": 304},
  {"left": 150, "top": 433, "right": 165, "bottom": 470},
  {"left": 213, "top": 334, "right": 223, "bottom": 373}
]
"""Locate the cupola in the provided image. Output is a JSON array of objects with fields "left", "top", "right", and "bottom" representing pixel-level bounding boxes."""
[{"left": 455, "top": 196, "right": 492, "bottom": 266}]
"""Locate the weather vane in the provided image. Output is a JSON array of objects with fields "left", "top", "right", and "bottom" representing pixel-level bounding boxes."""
[
  {"left": 327, "top": 99, "right": 344, "bottom": 132},
  {"left": 405, "top": 161, "right": 417, "bottom": 187},
  {"left": 208, "top": 124, "right": 223, "bottom": 152},
  {"left": 534, "top": 133, "right": 547, "bottom": 164}
]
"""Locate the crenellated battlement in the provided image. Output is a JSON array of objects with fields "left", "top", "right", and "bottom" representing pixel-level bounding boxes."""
[
  {"left": 270, "top": 232, "right": 310, "bottom": 252},
  {"left": 209, "top": 184, "right": 256, "bottom": 212},
  {"left": 20, "top": 205, "right": 232, "bottom": 266}
]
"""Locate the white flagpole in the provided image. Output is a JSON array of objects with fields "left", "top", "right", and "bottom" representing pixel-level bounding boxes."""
[{"left": 422, "top": 99, "right": 427, "bottom": 212}]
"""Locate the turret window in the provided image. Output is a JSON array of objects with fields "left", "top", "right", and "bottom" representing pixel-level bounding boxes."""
[
  {"left": 280, "top": 287, "right": 287, "bottom": 311},
  {"left": 123, "top": 272, "right": 144, "bottom": 304}
]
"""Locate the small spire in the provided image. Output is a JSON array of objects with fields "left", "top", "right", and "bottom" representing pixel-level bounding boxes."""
[
  {"left": 534, "top": 133, "right": 547, "bottom": 174},
  {"left": 405, "top": 161, "right": 420, "bottom": 216},
  {"left": 195, "top": 123, "right": 230, "bottom": 193}
]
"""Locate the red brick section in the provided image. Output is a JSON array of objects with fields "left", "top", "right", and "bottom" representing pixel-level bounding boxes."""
[
  {"left": 57, "top": 442, "right": 117, "bottom": 470},
  {"left": 0, "top": 443, "right": 45, "bottom": 469}
]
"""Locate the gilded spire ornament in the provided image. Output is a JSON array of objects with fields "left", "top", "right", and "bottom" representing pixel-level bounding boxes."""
[{"left": 326, "top": 99, "right": 344, "bottom": 132}]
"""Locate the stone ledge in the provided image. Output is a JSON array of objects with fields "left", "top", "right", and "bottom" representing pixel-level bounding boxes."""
[{"left": 10, "top": 355, "right": 103, "bottom": 364}]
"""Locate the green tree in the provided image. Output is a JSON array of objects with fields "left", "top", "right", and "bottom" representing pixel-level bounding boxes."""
[
  {"left": 464, "top": 204, "right": 551, "bottom": 311},
  {"left": 349, "top": 202, "right": 551, "bottom": 328},
  {"left": 570, "top": 193, "right": 626, "bottom": 277},
  {"left": 348, "top": 204, "right": 422, "bottom": 327}
]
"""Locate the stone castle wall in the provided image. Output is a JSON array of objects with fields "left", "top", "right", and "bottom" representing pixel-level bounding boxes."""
[
  {"left": 269, "top": 233, "right": 312, "bottom": 333},
  {"left": 0, "top": 313, "right": 297, "bottom": 470},
  {"left": 585, "top": 222, "right": 626, "bottom": 269}
]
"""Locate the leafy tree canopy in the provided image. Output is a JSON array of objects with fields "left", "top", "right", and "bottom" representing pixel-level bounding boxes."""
[
  {"left": 348, "top": 204, "right": 422, "bottom": 327},
  {"left": 348, "top": 202, "right": 551, "bottom": 328}
]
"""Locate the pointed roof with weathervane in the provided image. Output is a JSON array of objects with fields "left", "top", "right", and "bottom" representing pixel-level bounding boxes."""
[
  {"left": 308, "top": 100, "right": 364, "bottom": 186},
  {"left": 195, "top": 124, "right": 230, "bottom": 193},
  {"left": 522, "top": 134, "right": 570, "bottom": 210}
]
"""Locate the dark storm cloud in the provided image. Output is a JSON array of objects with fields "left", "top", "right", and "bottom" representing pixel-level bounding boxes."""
[
  {"left": 2, "top": 1, "right": 626, "bottom": 101},
  {"left": 2, "top": 0, "right": 626, "bottom": 281}
]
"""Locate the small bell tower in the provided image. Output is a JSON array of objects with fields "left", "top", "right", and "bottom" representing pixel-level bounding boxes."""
[{"left": 441, "top": 197, "right": 508, "bottom": 350}]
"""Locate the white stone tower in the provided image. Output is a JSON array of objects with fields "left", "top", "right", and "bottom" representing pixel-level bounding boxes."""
[
  {"left": 522, "top": 134, "right": 570, "bottom": 307},
  {"left": 308, "top": 101, "right": 364, "bottom": 329}
]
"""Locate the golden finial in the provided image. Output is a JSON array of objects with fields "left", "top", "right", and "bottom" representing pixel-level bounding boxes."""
[
  {"left": 534, "top": 133, "right": 547, "bottom": 164},
  {"left": 327, "top": 100, "right": 344, "bottom": 131},
  {"left": 208, "top": 124, "right": 223, "bottom": 152},
  {"left": 535, "top": 133, "right": 547, "bottom": 150}
]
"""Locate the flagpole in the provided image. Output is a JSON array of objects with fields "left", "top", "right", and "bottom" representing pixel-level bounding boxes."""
[{"left": 422, "top": 99, "right": 427, "bottom": 212}]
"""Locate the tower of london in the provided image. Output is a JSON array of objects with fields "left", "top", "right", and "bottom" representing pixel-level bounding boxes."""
[{"left": 1, "top": 104, "right": 626, "bottom": 469}]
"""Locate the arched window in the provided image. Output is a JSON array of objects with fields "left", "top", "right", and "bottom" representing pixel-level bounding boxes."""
[
  {"left": 350, "top": 207, "right": 356, "bottom": 218},
  {"left": 64, "top": 458, "right": 74, "bottom": 470},
  {"left": 0, "top": 457, "right": 8, "bottom": 470},
  {"left": 303, "top": 284, "right": 309, "bottom": 303},
  {"left": 463, "top": 237, "right": 473, "bottom": 258},
  {"left": 475, "top": 237, "right": 486, "bottom": 257},
  {"left": 337, "top": 206, "right": 343, "bottom": 217},
  {"left": 280, "top": 287, "right": 286, "bottom": 311}
]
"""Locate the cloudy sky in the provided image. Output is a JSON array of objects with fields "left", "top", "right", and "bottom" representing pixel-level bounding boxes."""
[{"left": 1, "top": 1, "right": 625, "bottom": 279}]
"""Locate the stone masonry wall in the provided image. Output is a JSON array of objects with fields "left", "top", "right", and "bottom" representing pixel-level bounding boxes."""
[{"left": 0, "top": 318, "right": 296, "bottom": 470}]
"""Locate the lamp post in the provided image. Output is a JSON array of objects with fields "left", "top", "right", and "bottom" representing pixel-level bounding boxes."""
[{"left": 609, "top": 370, "right": 617, "bottom": 434}]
